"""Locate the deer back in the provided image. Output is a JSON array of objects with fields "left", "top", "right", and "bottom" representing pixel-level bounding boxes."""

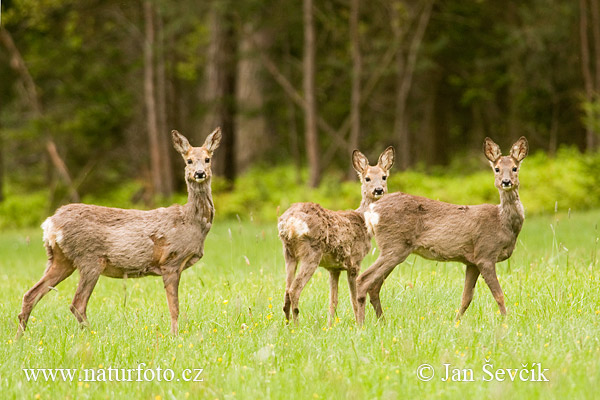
[{"left": 278, "top": 202, "right": 371, "bottom": 265}]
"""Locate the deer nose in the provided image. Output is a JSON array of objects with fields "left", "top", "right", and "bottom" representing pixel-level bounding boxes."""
[
  {"left": 501, "top": 179, "right": 512, "bottom": 187},
  {"left": 373, "top": 188, "right": 384, "bottom": 196},
  {"left": 194, "top": 171, "right": 206, "bottom": 180}
]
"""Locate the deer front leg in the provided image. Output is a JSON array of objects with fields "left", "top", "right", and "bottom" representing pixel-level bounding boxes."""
[
  {"left": 479, "top": 262, "right": 506, "bottom": 316},
  {"left": 162, "top": 271, "right": 181, "bottom": 335},
  {"left": 456, "top": 264, "right": 480, "bottom": 319},
  {"left": 346, "top": 266, "right": 359, "bottom": 324},
  {"left": 328, "top": 270, "right": 340, "bottom": 327}
]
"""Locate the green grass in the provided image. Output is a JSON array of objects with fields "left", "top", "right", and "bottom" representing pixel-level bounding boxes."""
[{"left": 1, "top": 209, "right": 600, "bottom": 399}]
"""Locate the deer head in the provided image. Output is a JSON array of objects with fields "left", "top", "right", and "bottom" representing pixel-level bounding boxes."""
[
  {"left": 172, "top": 128, "right": 222, "bottom": 184},
  {"left": 352, "top": 146, "right": 395, "bottom": 201},
  {"left": 484, "top": 136, "right": 528, "bottom": 192}
]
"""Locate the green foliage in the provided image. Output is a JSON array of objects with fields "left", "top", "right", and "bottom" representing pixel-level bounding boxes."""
[
  {"left": 0, "top": 186, "right": 49, "bottom": 229},
  {"left": 2, "top": 147, "right": 600, "bottom": 227},
  {"left": 213, "top": 147, "right": 600, "bottom": 222}
]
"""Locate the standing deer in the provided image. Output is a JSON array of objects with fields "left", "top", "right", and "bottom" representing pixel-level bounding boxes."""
[
  {"left": 17, "top": 128, "right": 221, "bottom": 337},
  {"left": 278, "top": 147, "right": 394, "bottom": 325},
  {"left": 356, "top": 137, "right": 529, "bottom": 324}
]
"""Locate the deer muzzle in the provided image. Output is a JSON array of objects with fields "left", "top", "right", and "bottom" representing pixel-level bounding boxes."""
[
  {"left": 501, "top": 179, "right": 513, "bottom": 190},
  {"left": 373, "top": 188, "right": 384, "bottom": 198},
  {"left": 194, "top": 171, "right": 207, "bottom": 182}
]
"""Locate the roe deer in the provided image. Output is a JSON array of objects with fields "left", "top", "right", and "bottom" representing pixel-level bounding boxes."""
[
  {"left": 356, "top": 137, "right": 529, "bottom": 324},
  {"left": 17, "top": 128, "right": 221, "bottom": 337},
  {"left": 278, "top": 147, "right": 394, "bottom": 325}
]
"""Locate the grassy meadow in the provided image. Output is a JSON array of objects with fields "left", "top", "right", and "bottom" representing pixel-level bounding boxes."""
[{"left": 1, "top": 208, "right": 599, "bottom": 399}]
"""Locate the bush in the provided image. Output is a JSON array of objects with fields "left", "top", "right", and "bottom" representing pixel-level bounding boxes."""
[{"left": 1, "top": 146, "right": 598, "bottom": 228}]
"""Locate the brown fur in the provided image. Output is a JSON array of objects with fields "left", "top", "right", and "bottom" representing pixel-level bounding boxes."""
[
  {"left": 278, "top": 147, "right": 394, "bottom": 325},
  {"left": 356, "top": 137, "right": 529, "bottom": 324},
  {"left": 16, "top": 128, "right": 222, "bottom": 337}
]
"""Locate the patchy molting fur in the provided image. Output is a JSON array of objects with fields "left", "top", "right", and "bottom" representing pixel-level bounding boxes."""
[
  {"left": 278, "top": 147, "right": 394, "bottom": 325},
  {"left": 356, "top": 137, "right": 529, "bottom": 324},
  {"left": 17, "top": 128, "right": 221, "bottom": 337}
]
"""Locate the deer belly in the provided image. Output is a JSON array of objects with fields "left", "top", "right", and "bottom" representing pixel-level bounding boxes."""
[
  {"left": 101, "top": 264, "right": 161, "bottom": 278},
  {"left": 413, "top": 246, "right": 468, "bottom": 263},
  {"left": 320, "top": 253, "right": 344, "bottom": 270}
]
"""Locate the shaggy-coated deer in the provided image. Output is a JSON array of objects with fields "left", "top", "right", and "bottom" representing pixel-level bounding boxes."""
[
  {"left": 355, "top": 137, "right": 528, "bottom": 324},
  {"left": 16, "top": 128, "right": 221, "bottom": 337},
  {"left": 278, "top": 147, "right": 394, "bottom": 325}
]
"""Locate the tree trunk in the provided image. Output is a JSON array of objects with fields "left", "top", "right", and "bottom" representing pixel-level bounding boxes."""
[
  {"left": 236, "top": 24, "right": 269, "bottom": 173},
  {"left": 303, "top": 0, "right": 320, "bottom": 187},
  {"left": 144, "top": 1, "right": 167, "bottom": 198},
  {"left": 202, "top": 3, "right": 237, "bottom": 182},
  {"left": 347, "top": 0, "right": 362, "bottom": 179},
  {"left": 155, "top": 7, "right": 173, "bottom": 196},
  {"left": 284, "top": 38, "right": 302, "bottom": 183},
  {"left": 580, "top": 0, "right": 596, "bottom": 151},
  {"left": 393, "top": 0, "right": 433, "bottom": 170}
]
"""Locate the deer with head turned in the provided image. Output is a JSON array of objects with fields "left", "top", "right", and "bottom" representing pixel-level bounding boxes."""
[
  {"left": 16, "top": 128, "right": 222, "bottom": 337},
  {"left": 355, "top": 137, "right": 529, "bottom": 324},
  {"left": 278, "top": 147, "right": 394, "bottom": 326}
]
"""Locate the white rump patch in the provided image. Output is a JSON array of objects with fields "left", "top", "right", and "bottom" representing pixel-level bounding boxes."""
[
  {"left": 41, "top": 218, "right": 62, "bottom": 247},
  {"left": 364, "top": 203, "right": 380, "bottom": 236},
  {"left": 279, "top": 216, "right": 310, "bottom": 239}
]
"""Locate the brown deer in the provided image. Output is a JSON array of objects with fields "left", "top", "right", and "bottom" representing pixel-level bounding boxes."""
[
  {"left": 16, "top": 128, "right": 221, "bottom": 337},
  {"left": 278, "top": 147, "right": 394, "bottom": 325},
  {"left": 355, "top": 137, "right": 528, "bottom": 324}
]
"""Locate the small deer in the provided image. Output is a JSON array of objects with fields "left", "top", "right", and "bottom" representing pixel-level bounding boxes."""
[
  {"left": 356, "top": 137, "right": 529, "bottom": 324},
  {"left": 278, "top": 147, "right": 394, "bottom": 325},
  {"left": 16, "top": 128, "right": 221, "bottom": 337}
]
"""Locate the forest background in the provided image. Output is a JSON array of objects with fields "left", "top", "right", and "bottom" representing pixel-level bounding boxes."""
[{"left": 1, "top": 0, "right": 600, "bottom": 226}]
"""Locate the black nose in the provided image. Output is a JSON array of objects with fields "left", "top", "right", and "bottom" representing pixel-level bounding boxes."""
[
  {"left": 501, "top": 179, "right": 511, "bottom": 186},
  {"left": 374, "top": 188, "right": 384, "bottom": 196},
  {"left": 194, "top": 171, "right": 206, "bottom": 180}
]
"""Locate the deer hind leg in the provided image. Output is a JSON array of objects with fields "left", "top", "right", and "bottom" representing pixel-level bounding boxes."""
[
  {"left": 288, "top": 249, "right": 322, "bottom": 324},
  {"left": 70, "top": 259, "right": 104, "bottom": 327},
  {"left": 479, "top": 262, "right": 506, "bottom": 315},
  {"left": 367, "top": 266, "right": 395, "bottom": 321},
  {"left": 162, "top": 271, "right": 181, "bottom": 335},
  {"left": 17, "top": 246, "right": 75, "bottom": 337},
  {"left": 327, "top": 270, "right": 341, "bottom": 327},
  {"left": 456, "top": 264, "right": 480, "bottom": 319},
  {"left": 356, "top": 247, "right": 411, "bottom": 325},
  {"left": 282, "top": 247, "right": 298, "bottom": 323}
]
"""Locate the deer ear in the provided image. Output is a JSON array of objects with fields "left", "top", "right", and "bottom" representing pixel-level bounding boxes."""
[
  {"left": 204, "top": 127, "right": 222, "bottom": 153},
  {"left": 510, "top": 136, "right": 529, "bottom": 162},
  {"left": 352, "top": 150, "right": 369, "bottom": 176},
  {"left": 483, "top": 137, "right": 502, "bottom": 162},
  {"left": 378, "top": 146, "right": 395, "bottom": 171},
  {"left": 172, "top": 130, "right": 191, "bottom": 155}
]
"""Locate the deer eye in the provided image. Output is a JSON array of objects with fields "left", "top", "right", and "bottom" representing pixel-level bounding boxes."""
[
  {"left": 512, "top": 167, "right": 517, "bottom": 172},
  {"left": 494, "top": 167, "right": 500, "bottom": 173},
  {"left": 382, "top": 176, "right": 387, "bottom": 181},
  {"left": 365, "top": 177, "right": 371, "bottom": 182},
  {"left": 187, "top": 159, "right": 193, "bottom": 164},
  {"left": 205, "top": 157, "right": 210, "bottom": 163}
]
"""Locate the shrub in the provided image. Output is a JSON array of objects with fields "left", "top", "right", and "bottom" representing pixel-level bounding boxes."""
[{"left": 0, "top": 146, "right": 598, "bottom": 228}]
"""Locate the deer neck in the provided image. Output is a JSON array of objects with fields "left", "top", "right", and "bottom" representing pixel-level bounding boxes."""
[
  {"left": 356, "top": 193, "right": 375, "bottom": 215},
  {"left": 498, "top": 187, "right": 524, "bottom": 234},
  {"left": 184, "top": 179, "right": 214, "bottom": 223}
]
